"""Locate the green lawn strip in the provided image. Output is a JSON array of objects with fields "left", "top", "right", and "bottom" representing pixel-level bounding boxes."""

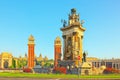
[
  {"left": 0, "top": 72, "right": 120, "bottom": 79},
  {"left": 79, "top": 74, "right": 120, "bottom": 78},
  {"left": 0, "top": 73, "right": 76, "bottom": 78}
]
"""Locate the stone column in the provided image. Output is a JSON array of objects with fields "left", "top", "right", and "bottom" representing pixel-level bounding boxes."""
[
  {"left": 97, "top": 61, "right": 99, "bottom": 67},
  {"left": 115, "top": 63, "right": 117, "bottom": 69},
  {"left": 92, "top": 62, "right": 95, "bottom": 67},
  {"left": 117, "top": 63, "right": 119, "bottom": 69},
  {"left": 105, "top": 62, "right": 106, "bottom": 67},
  {"left": 79, "top": 36, "right": 82, "bottom": 62},
  {"left": 96, "top": 62, "right": 98, "bottom": 68},
  {"left": 9, "top": 58, "right": 12, "bottom": 68},
  {"left": 94, "top": 62, "right": 96, "bottom": 67},
  {"left": 118, "top": 63, "right": 120, "bottom": 70},
  {"left": 62, "top": 35, "right": 66, "bottom": 60},
  {"left": 114, "top": 63, "right": 116, "bottom": 69},
  {"left": 98, "top": 62, "right": 99, "bottom": 67},
  {"left": 99, "top": 62, "right": 101, "bottom": 67},
  {"left": 116, "top": 63, "right": 119, "bottom": 69},
  {"left": 74, "top": 34, "right": 78, "bottom": 57},
  {"left": 1, "top": 59, "right": 3, "bottom": 68},
  {"left": 72, "top": 36, "right": 75, "bottom": 60},
  {"left": 73, "top": 32, "right": 78, "bottom": 60},
  {"left": 112, "top": 63, "right": 114, "bottom": 68}
]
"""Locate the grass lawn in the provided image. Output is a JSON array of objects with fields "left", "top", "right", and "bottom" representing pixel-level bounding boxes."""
[{"left": 0, "top": 72, "right": 120, "bottom": 79}]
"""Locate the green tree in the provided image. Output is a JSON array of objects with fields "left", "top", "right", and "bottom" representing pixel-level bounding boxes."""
[
  {"left": 13, "top": 59, "right": 16, "bottom": 68},
  {"left": 9, "top": 59, "right": 16, "bottom": 69},
  {"left": 17, "top": 59, "right": 27, "bottom": 69},
  {"left": 44, "top": 62, "right": 51, "bottom": 68}
]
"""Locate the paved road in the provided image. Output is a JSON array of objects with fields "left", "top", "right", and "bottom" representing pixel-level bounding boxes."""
[{"left": 0, "top": 78, "right": 120, "bottom": 80}]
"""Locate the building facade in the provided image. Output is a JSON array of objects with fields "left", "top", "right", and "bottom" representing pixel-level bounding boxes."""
[
  {"left": 0, "top": 52, "right": 12, "bottom": 68},
  {"left": 90, "top": 59, "right": 120, "bottom": 70},
  {"left": 37, "top": 54, "right": 43, "bottom": 61}
]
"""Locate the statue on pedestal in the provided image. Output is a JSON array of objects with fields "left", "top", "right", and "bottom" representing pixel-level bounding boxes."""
[{"left": 82, "top": 52, "right": 86, "bottom": 62}]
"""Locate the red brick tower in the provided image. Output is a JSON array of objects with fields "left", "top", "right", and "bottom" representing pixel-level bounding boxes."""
[
  {"left": 54, "top": 37, "right": 62, "bottom": 68},
  {"left": 28, "top": 35, "right": 35, "bottom": 68}
]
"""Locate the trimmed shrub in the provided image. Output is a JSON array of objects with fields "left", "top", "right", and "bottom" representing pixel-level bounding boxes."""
[
  {"left": 23, "top": 68, "right": 32, "bottom": 73},
  {"left": 54, "top": 67, "right": 67, "bottom": 74},
  {"left": 103, "top": 67, "right": 119, "bottom": 74}
]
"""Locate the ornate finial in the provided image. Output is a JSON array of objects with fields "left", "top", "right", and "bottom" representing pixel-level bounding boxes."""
[
  {"left": 81, "top": 20, "right": 85, "bottom": 25},
  {"left": 55, "top": 36, "right": 61, "bottom": 41},
  {"left": 28, "top": 35, "right": 35, "bottom": 44},
  {"left": 61, "top": 19, "right": 67, "bottom": 27},
  {"left": 71, "top": 8, "right": 76, "bottom": 14},
  {"left": 55, "top": 36, "right": 62, "bottom": 45},
  {"left": 39, "top": 53, "right": 42, "bottom": 57},
  {"left": 28, "top": 35, "right": 34, "bottom": 41},
  {"left": 25, "top": 53, "right": 27, "bottom": 57}
]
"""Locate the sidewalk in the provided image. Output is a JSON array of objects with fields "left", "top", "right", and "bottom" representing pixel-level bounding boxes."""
[{"left": 0, "top": 78, "right": 120, "bottom": 80}]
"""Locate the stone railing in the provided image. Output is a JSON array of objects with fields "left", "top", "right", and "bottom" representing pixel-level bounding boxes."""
[{"left": 0, "top": 69, "right": 23, "bottom": 73}]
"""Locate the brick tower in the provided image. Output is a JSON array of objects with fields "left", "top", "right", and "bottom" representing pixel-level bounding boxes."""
[
  {"left": 54, "top": 36, "right": 62, "bottom": 68},
  {"left": 28, "top": 35, "right": 35, "bottom": 68}
]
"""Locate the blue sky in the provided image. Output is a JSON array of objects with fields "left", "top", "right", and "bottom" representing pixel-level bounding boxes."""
[{"left": 0, "top": 0, "right": 120, "bottom": 59}]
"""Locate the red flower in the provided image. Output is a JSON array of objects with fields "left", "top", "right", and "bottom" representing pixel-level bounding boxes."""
[
  {"left": 23, "top": 68, "right": 32, "bottom": 73},
  {"left": 54, "top": 67, "right": 67, "bottom": 74}
]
